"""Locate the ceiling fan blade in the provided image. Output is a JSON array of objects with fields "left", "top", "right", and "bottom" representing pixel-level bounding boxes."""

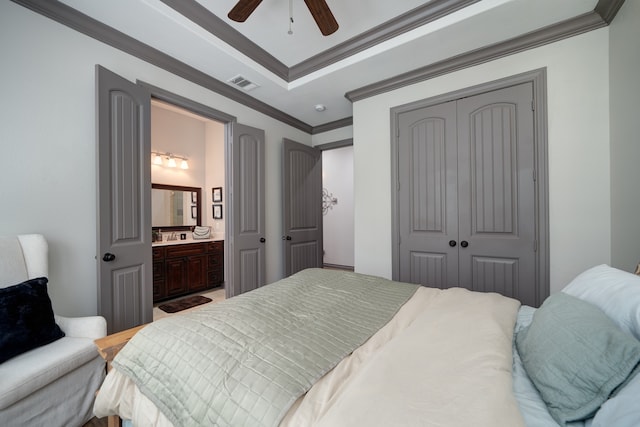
[
  {"left": 304, "top": 0, "right": 339, "bottom": 36},
  {"left": 228, "top": 0, "right": 263, "bottom": 22}
]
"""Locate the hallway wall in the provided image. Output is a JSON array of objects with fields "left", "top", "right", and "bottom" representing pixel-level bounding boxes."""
[{"left": 322, "top": 146, "right": 354, "bottom": 268}]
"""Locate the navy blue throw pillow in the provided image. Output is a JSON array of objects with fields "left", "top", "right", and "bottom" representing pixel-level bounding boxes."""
[{"left": 0, "top": 277, "right": 65, "bottom": 363}]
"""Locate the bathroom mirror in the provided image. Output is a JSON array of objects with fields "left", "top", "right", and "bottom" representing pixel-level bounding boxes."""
[{"left": 152, "top": 183, "right": 201, "bottom": 230}]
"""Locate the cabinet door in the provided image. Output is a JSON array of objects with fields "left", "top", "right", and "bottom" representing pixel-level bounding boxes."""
[
  {"left": 207, "top": 241, "right": 224, "bottom": 287},
  {"left": 153, "top": 260, "right": 166, "bottom": 301},
  {"left": 187, "top": 255, "right": 208, "bottom": 292},
  {"left": 152, "top": 247, "right": 166, "bottom": 301},
  {"left": 166, "top": 258, "right": 188, "bottom": 297}
]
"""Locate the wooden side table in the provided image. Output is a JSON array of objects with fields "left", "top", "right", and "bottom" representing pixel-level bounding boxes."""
[{"left": 94, "top": 324, "right": 147, "bottom": 427}]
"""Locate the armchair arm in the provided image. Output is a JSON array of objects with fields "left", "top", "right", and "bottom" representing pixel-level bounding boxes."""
[{"left": 55, "top": 314, "right": 107, "bottom": 339}]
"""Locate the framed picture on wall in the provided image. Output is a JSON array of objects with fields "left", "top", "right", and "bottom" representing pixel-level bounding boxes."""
[
  {"left": 212, "top": 187, "right": 222, "bottom": 202},
  {"left": 191, "top": 205, "right": 197, "bottom": 219},
  {"left": 213, "top": 204, "right": 223, "bottom": 219},
  {"left": 191, "top": 191, "right": 197, "bottom": 203}
]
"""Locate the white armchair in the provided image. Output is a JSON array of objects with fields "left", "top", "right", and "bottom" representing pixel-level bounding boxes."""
[{"left": 0, "top": 234, "right": 107, "bottom": 427}]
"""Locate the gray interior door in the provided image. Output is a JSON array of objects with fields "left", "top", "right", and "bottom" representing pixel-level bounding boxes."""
[
  {"left": 456, "top": 83, "right": 537, "bottom": 305},
  {"left": 282, "top": 139, "right": 323, "bottom": 276},
  {"left": 396, "top": 82, "right": 538, "bottom": 306},
  {"left": 397, "top": 100, "right": 459, "bottom": 288},
  {"left": 96, "top": 65, "right": 152, "bottom": 334},
  {"left": 227, "top": 122, "right": 266, "bottom": 297}
]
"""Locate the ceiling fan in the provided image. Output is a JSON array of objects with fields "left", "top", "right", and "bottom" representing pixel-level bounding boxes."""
[{"left": 228, "top": 0, "right": 339, "bottom": 36}]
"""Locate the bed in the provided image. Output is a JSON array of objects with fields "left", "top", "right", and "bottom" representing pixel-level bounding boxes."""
[{"left": 93, "top": 266, "right": 640, "bottom": 427}]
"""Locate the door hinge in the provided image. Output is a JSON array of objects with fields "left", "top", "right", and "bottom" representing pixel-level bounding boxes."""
[
  {"left": 533, "top": 169, "right": 537, "bottom": 181},
  {"left": 534, "top": 240, "right": 538, "bottom": 252},
  {"left": 397, "top": 181, "right": 400, "bottom": 191},
  {"left": 531, "top": 100, "right": 535, "bottom": 111}
]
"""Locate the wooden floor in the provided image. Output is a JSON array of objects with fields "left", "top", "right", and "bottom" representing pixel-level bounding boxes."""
[{"left": 83, "top": 416, "right": 108, "bottom": 427}]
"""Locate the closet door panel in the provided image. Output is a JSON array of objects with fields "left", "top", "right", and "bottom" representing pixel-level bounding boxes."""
[
  {"left": 397, "top": 101, "right": 458, "bottom": 288},
  {"left": 457, "top": 83, "right": 537, "bottom": 306}
]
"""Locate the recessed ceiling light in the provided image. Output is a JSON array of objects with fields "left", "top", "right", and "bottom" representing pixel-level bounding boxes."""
[{"left": 314, "top": 104, "right": 326, "bottom": 112}]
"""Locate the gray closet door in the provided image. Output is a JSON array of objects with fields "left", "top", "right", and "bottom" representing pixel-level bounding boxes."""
[
  {"left": 96, "top": 65, "right": 152, "bottom": 334},
  {"left": 227, "top": 122, "right": 266, "bottom": 297},
  {"left": 457, "top": 83, "right": 536, "bottom": 305},
  {"left": 282, "top": 139, "right": 323, "bottom": 276},
  {"left": 397, "top": 82, "right": 537, "bottom": 306},
  {"left": 398, "top": 100, "right": 459, "bottom": 288}
]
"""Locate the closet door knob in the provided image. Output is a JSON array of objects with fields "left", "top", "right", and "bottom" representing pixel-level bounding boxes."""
[
  {"left": 102, "top": 253, "right": 116, "bottom": 262},
  {"left": 460, "top": 241, "right": 469, "bottom": 248},
  {"left": 259, "top": 238, "right": 266, "bottom": 243},
  {"left": 448, "top": 240, "right": 457, "bottom": 247}
]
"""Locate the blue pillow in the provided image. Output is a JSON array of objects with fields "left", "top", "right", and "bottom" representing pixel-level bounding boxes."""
[
  {"left": 0, "top": 277, "right": 65, "bottom": 363},
  {"left": 516, "top": 293, "right": 640, "bottom": 426},
  {"left": 592, "top": 372, "right": 640, "bottom": 427}
]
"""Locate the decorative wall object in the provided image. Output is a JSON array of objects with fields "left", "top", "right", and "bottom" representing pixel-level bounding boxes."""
[
  {"left": 322, "top": 188, "right": 338, "bottom": 215},
  {"left": 212, "top": 187, "right": 222, "bottom": 202},
  {"left": 213, "top": 204, "right": 223, "bottom": 219}
]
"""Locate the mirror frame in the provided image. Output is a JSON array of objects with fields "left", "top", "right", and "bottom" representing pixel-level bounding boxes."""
[{"left": 152, "top": 183, "right": 202, "bottom": 231}]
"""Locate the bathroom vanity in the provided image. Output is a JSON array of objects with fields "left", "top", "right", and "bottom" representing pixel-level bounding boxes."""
[{"left": 152, "top": 239, "right": 223, "bottom": 303}]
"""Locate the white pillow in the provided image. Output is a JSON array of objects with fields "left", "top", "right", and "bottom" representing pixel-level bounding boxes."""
[{"left": 561, "top": 264, "right": 640, "bottom": 340}]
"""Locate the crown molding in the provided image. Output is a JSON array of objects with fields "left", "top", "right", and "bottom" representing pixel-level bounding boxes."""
[
  {"left": 10, "top": 0, "right": 625, "bottom": 134},
  {"left": 157, "top": 0, "right": 289, "bottom": 81},
  {"left": 311, "top": 117, "right": 353, "bottom": 135},
  {"left": 314, "top": 138, "right": 353, "bottom": 151},
  {"left": 290, "top": 0, "right": 480, "bottom": 80},
  {"left": 345, "top": 10, "right": 608, "bottom": 102},
  {"left": 158, "top": 0, "right": 479, "bottom": 83},
  {"left": 10, "top": 0, "right": 312, "bottom": 133},
  {"left": 594, "top": 0, "right": 627, "bottom": 24}
]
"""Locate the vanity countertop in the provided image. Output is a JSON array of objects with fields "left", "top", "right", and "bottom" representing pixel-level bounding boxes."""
[{"left": 152, "top": 237, "right": 222, "bottom": 247}]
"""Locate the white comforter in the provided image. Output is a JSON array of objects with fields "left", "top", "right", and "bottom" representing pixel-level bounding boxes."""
[{"left": 95, "top": 286, "right": 524, "bottom": 427}]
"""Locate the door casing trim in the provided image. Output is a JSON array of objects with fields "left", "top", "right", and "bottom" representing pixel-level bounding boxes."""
[{"left": 136, "top": 80, "right": 238, "bottom": 299}]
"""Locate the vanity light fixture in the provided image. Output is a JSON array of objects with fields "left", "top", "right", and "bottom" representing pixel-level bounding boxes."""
[{"left": 151, "top": 151, "right": 189, "bottom": 170}]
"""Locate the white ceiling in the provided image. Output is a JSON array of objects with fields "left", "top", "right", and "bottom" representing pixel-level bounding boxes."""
[{"left": 57, "top": 0, "right": 598, "bottom": 128}]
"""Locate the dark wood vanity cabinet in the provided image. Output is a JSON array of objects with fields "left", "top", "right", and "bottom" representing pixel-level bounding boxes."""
[{"left": 152, "top": 240, "right": 224, "bottom": 303}]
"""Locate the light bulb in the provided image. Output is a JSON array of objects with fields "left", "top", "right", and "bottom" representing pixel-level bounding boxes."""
[
  {"left": 180, "top": 159, "right": 189, "bottom": 170},
  {"left": 167, "top": 157, "right": 177, "bottom": 168},
  {"left": 153, "top": 154, "right": 163, "bottom": 165}
]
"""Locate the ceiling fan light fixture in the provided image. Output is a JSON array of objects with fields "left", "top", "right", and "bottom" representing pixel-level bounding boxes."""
[
  {"left": 314, "top": 104, "right": 327, "bottom": 112},
  {"left": 228, "top": 0, "right": 338, "bottom": 36}
]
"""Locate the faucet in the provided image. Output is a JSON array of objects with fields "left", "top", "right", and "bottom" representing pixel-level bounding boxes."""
[{"left": 167, "top": 232, "right": 178, "bottom": 241}]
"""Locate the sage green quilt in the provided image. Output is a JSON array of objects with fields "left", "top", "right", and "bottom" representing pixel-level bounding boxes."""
[{"left": 112, "top": 268, "right": 418, "bottom": 427}]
